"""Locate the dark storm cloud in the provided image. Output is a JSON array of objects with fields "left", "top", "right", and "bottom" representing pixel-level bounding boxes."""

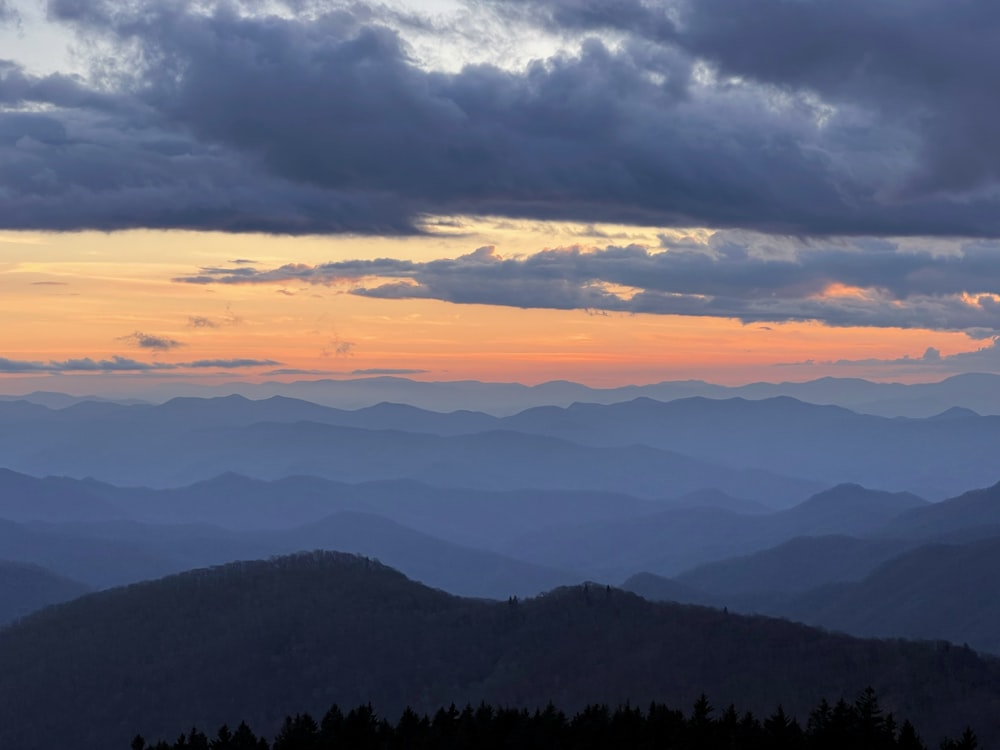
[
  {"left": 495, "top": 0, "right": 1000, "bottom": 202},
  {"left": 173, "top": 236, "right": 1000, "bottom": 333},
  {"left": 673, "top": 0, "right": 1000, "bottom": 200},
  {"left": 0, "top": 0, "right": 983, "bottom": 236}
]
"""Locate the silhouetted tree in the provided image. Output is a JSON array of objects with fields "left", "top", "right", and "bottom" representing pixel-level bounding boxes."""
[
  {"left": 272, "top": 714, "right": 318, "bottom": 750},
  {"left": 764, "top": 705, "right": 803, "bottom": 749},
  {"left": 942, "top": 727, "right": 979, "bottom": 750},
  {"left": 134, "top": 690, "right": 974, "bottom": 750},
  {"left": 897, "top": 720, "right": 926, "bottom": 750}
]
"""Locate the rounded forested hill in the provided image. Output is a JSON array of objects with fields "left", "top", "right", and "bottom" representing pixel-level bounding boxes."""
[{"left": 0, "top": 551, "right": 997, "bottom": 750}]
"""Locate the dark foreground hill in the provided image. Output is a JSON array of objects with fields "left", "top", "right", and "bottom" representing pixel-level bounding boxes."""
[{"left": 1, "top": 553, "right": 999, "bottom": 750}]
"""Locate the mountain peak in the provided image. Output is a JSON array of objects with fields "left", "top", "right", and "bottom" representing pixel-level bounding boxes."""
[{"left": 927, "top": 406, "right": 980, "bottom": 420}]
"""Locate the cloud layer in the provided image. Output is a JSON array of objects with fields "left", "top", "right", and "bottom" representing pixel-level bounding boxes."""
[
  {"left": 173, "top": 234, "right": 1000, "bottom": 333},
  {"left": 0, "top": 0, "right": 998, "bottom": 235},
  {"left": 0, "top": 355, "right": 279, "bottom": 373},
  {"left": 789, "top": 338, "right": 1000, "bottom": 373}
]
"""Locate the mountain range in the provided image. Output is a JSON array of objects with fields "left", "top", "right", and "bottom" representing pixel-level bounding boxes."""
[
  {"left": 4, "top": 378, "right": 1000, "bottom": 745},
  {"left": 6, "top": 465, "right": 1000, "bottom": 662},
  {"left": 6, "top": 390, "right": 1000, "bottom": 499},
  {"left": 9, "top": 371, "right": 1000, "bottom": 417}
]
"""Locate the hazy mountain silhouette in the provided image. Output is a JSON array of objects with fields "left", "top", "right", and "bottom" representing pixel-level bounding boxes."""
[
  {"left": 0, "top": 552, "right": 997, "bottom": 750},
  {"left": 502, "top": 484, "right": 927, "bottom": 579},
  {"left": 927, "top": 406, "right": 982, "bottom": 421},
  {"left": 659, "top": 488, "right": 775, "bottom": 514},
  {"left": 879, "top": 479, "right": 1000, "bottom": 540},
  {"left": 618, "top": 572, "right": 717, "bottom": 607},
  {"left": 496, "top": 396, "right": 1000, "bottom": 499},
  {"left": 0, "top": 468, "right": 128, "bottom": 523},
  {"left": 0, "top": 463, "right": 778, "bottom": 546},
  {"left": 771, "top": 535, "right": 1000, "bottom": 655},
  {"left": 673, "top": 535, "right": 919, "bottom": 597},
  {"left": 82, "top": 472, "right": 662, "bottom": 541},
  {"left": 250, "top": 511, "right": 577, "bottom": 598},
  {"left": 0, "top": 506, "right": 577, "bottom": 600},
  {"left": 0, "top": 409, "right": 823, "bottom": 502},
  {"left": 0, "top": 560, "right": 90, "bottom": 626},
  {"left": 502, "top": 505, "right": 756, "bottom": 581},
  {"left": 0, "top": 518, "right": 183, "bottom": 588},
  {"left": 17, "top": 372, "right": 1000, "bottom": 417},
  {"left": 0, "top": 391, "right": 146, "bottom": 409},
  {"left": 630, "top": 529, "right": 1000, "bottom": 657},
  {"left": 778, "top": 484, "right": 928, "bottom": 529},
  {"left": 7, "top": 391, "right": 1000, "bottom": 498}
]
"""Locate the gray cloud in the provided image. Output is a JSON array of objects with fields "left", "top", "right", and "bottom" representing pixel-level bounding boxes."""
[
  {"left": 0, "top": 355, "right": 278, "bottom": 373},
  {"left": 260, "top": 366, "right": 427, "bottom": 377},
  {"left": 352, "top": 368, "right": 428, "bottom": 376},
  {"left": 789, "top": 338, "right": 1000, "bottom": 374},
  {"left": 0, "top": 355, "right": 168, "bottom": 373},
  {"left": 0, "top": 1, "right": 19, "bottom": 25},
  {"left": 323, "top": 337, "right": 355, "bottom": 357},
  {"left": 493, "top": 0, "right": 1000, "bottom": 196},
  {"left": 672, "top": 0, "right": 1000, "bottom": 202},
  {"left": 185, "top": 358, "right": 279, "bottom": 368},
  {"left": 186, "top": 306, "right": 243, "bottom": 328},
  {"left": 117, "top": 331, "right": 183, "bottom": 351},
  {"left": 265, "top": 368, "right": 338, "bottom": 376},
  {"left": 0, "top": 0, "right": 984, "bottom": 236},
  {"left": 172, "top": 235, "right": 1000, "bottom": 333}
]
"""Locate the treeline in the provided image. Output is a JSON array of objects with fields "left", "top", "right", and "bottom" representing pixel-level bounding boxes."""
[{"left": 131, "top": 688, "right": 978, "bottom": 750}]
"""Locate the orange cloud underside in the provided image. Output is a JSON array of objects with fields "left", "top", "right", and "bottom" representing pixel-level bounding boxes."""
[{"left": 0, "top": 229, "right": 984, "bottom": 387}]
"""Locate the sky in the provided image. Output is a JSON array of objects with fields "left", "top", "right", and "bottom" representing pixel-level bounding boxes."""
[{"left": 3, "top": 0, "right": 1000, "bottom": 393}]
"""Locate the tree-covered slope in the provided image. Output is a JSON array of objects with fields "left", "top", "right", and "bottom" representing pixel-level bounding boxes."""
[{"left": 1, "top": 552, "right": 999, "bottom": 750}]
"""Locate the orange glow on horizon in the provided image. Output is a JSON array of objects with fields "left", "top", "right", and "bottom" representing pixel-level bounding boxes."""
[{"left": 0, "top": 228, "right": 993, "bottom": 391}]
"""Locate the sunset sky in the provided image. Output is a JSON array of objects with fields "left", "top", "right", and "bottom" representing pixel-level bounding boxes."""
[{"left": 3, "top": 0, "right": 1000, "bottom": 393}]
